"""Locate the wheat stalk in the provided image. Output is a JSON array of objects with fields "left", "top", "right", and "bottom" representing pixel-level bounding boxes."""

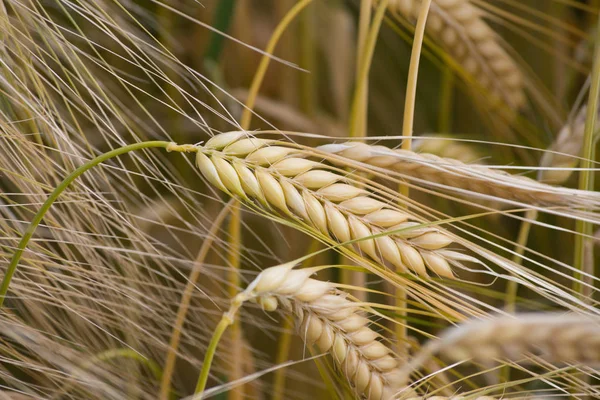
[
  {"left": 195, "top": 131, "right": 466, "bottom": 279},
  {"left": 317, "top": 142, "right": 600, "bottom": 208},
  {"left": 241, "top": 262, "right": 412, "bottom": 400},
  {"left": 387, "top": 0, "right": 525, "bottom": 111}
]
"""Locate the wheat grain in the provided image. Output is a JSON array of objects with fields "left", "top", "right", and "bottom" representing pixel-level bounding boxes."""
[
  {"left": 387, "top": 0, "right": 525, "bottom": 110},
  {"left": 195, "top": 132, "right": 465, "bottom": 279},
  {"left": 318, "top": 142, "right": 600, "bottom": 208},
  {"left": 240, "top": 263, "right": 411, "bottom": 400}
]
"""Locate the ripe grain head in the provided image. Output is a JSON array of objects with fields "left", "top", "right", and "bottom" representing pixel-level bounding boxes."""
[
  {"left": 195, "top": 131, "right": 470, "bottom": 280},
  {"left": 241, "top": 263, "right": 413, "bottom": 400},
  {"left": 396, "top": 312, "right": 600, "bottom": 388},
  {"left": 317, "top": 141, "right": 600, "bottom": 210}
]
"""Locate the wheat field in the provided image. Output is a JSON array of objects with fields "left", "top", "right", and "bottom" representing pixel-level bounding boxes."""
[{"left": 0, "top": 1, "right": 599, "bottom": 399}]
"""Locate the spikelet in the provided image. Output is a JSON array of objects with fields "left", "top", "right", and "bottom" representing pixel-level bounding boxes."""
[
  {"left": 195, "top": 132, "right": 461, "bottom": 279},
  {"left": 318, "top": 142, "right": 600, "bottom": 208},
  {"left": 387, "top": 0, "right": 525, "bottom": 110},
  {"left": 413, "top": 136, "right": 483, "bottom": 164},
  {"left": 243, "top": 264, "right": 411, "bottom": 400}
]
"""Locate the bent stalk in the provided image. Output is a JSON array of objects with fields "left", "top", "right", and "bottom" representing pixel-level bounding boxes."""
[{"left": 0, "top": 141, "right": 197, "bottom": 308}]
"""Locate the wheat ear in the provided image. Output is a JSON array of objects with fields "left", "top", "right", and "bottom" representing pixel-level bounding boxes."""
[
  {"left": 539, "top": 105, "right": 596, "bottom": 185},
  {"left": 396, "top": 313, "right": 600, "bottom": 386},
  {"left": 195, "top": 131, "right": 465, "bottom": 279},
  {"left": 242, "top": 263, "right": 412, "bottom": 400},
  {"left": 317, "top": 142, "right": 600, "bottom": 208},
  {"left": 387, "top": 0, "right": 524, "bottom": 111}
]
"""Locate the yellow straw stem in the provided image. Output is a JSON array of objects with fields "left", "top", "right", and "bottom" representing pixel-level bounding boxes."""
[
  {"left": 349, "top": 0, "right": 390, "bottom": 138},
  {"left": 397, "top": 0, "right": 432, "bottom": 357}
]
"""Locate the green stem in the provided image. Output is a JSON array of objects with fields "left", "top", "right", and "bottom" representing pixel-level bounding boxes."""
[
  {"left": 299, "top": 2, "right": 316, "bottom": 116},
  {"left": 195, "top": 317, "right": 231, "bottom": 395},
  {"left": 195, "top": 296, "right": 245, "bottom": 395},
  {"left": 0, "top": 141, "right": 197, "bottom": 308},
  {"left": 204, "top": 0, "right": 238, "bottom": 64},
  {"left": 438, "top": 67, "right": 454, "bottom": 133},
  {"left": 573, "top": 12, "right": 600, "bottom": 296}
]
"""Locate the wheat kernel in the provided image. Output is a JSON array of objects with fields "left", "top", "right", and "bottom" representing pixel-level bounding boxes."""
[
  {"left": 397, "top": 242, "right": 428, "bottom": 277},
  {"left": 341, "top": 196, "right": 387, "bottom": 214},
  {"left": 421, "top": 252, "right": 454, "bottom": 279},
  {"left": 232, "top": 160, "right": 266, "bottom": 203},
  {"left": 303, "top": 191, "right": 329, "bottom": 234},
  {"left": 318, "top": 183, "right": 366, "bottom": 202},
  {"left": 281, "top": 180, "right": 308, "bottom": 219},
  {"left": 196, "top": 152, "right": 227, "bottom": 192},
  {"left": 333, "top": 335, "right": 348, "bottom": 363},
  {"left": 246, "top": 146, "right": 296, "bottom": 165},
  {"left": 364, "top": 209, "right": 410, "bottom": 227},
  {"left": 224, "top": 138, "right": 270, "bottom": 155},
  {"left": 410, "top": 232, "right": 454, "bottom": 250},
  {"left": 271, "top": 157, "right": 318, "bottom": 176},
  {"left": 205, "top": 130, "right": 245, "bottom": 149},
  {"left": 211, "top": 154, "right": 245, "bottom": 197},
  {"left": 295, "top": 170, "right": 341, "bottom": 189},
  {"left": 256, "top": 168, "right": 289, "bottom": 213}
]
